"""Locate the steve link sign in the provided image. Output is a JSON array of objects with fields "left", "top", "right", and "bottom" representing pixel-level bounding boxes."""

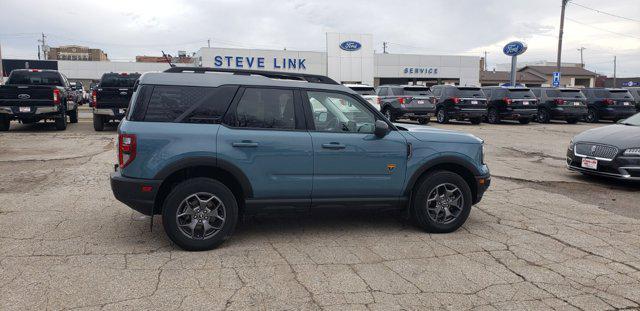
[{"left": 213, "top": 55, "right": 307, "bottom": 70}]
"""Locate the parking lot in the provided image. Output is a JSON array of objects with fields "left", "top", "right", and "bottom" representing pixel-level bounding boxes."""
[{"left": 1, "top": 109, "right": 639, "bottom": 310}]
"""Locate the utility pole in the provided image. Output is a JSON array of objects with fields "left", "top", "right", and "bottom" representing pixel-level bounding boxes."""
[
  {"left": 38, "top": 33, "right": 47, "bottom": 59},
  {"left": 577, "top": 47, "right": 586, "bottom": 67},
  {"left": 0, "top": 43, "right": 4, "bottom": 84},
  {"left": 483, "top": 51, "right": 489, "bottom": 71},
  {"left": 207, "top": 39, "right": 211, "bottom": 48},
  {"left": 556, "top": 0, "right": 569, "bottom": 74},
  {"left": 383, "top": 42, "right": 388, "bottom": 54},
  {"left": 613, "top": 56, "right": 617, "bottom": 87}
]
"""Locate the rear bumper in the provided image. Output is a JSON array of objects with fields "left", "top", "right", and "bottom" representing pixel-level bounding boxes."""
[
  {"left": 110, "top": 168, "right": 162, "bottom": 215},
  {"left": 0, "top": 106, "right": 61, "bottom": 118},
  {"left": 94, "top": 108, "right": 126, "bottom": 119},
  {"left": 550, "top": 107, "right": 588, "bottom": 119},
  {"left": 500, "top": 108, "right": 537, "bottom": 119},
  {"left": 447, "top": 108, "right": 487, "bottom": 118},
  {"left": 599, "top": 108, "right": 636, "bottom": 120}
]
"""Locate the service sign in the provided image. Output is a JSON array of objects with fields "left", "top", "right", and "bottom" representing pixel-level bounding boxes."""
[
  {"left": 503, "top": 41, "right": 527, "bottom": 56},
  {"left": 339, "top": 41, "right": 362, "bottom": 51}
]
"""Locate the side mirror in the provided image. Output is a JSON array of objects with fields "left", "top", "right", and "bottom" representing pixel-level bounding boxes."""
[{"left": 374, "top": 120, "right": 389, "bottom": 138}]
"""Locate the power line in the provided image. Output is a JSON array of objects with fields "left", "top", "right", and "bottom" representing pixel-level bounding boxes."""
[
  {"left": 568, "top": 1, "right": 640, "bottom": 24},
  {"left": 565, "top": 17, "right": 640, "bottom": 40}
]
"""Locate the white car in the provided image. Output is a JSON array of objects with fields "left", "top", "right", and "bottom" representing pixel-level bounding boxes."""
[{"left": 344, "top": 84, "right": 380, "bottom": 111}]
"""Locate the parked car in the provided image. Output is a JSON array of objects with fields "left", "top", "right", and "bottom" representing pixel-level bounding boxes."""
[
  {"left": 69, "top": 81, "right": 85, "bottom": 105},
  {"left": 110, "top": 67, "right": 490, "bottom": 251},
  {"left": 567, "top": 112, "right": 640, "bottom": 181},
  {"left": 377, "top": 85, "right": 435, "bottom": 124},
  {"left": 626, "top": 87, "right": 640, "bottom": 112},
  {"left": 92, "top": 72, "right": 141, "bottom": 131},
  {"left": 430, "top": 85, "right": 487, "bottom": 124},
  {"left": 531, "top": 87, "right": 588, "bottom": 124},
  {"left": 0, "top": 69, "right": 78, "bottom": 131},
  {"left": 344, "top": 84, "right": 379, "bottom": 111},
  {"left": 582, "top": 88, "right": 636, "bottom": 123},
  {"left": 482, "top": 86, "right": 538, "bottom": 124}
]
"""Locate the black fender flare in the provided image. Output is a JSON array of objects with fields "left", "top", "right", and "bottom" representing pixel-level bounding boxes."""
[
  {"left": 153, "top": 157, "right": 253, "bottom": 198},
  {"left": 404, "top": 155, "right": 481, "bottom": 196}
]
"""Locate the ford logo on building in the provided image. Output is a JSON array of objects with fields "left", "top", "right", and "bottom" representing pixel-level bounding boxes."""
[
  {"left": 17, "top": 94, "right": 31, "bottom": 100},
  {"left": 503, "top": 41, "right": 527, "bottom": 56},
  {"left": 340, "top": 41, "right": 362, "bottom": 51}
]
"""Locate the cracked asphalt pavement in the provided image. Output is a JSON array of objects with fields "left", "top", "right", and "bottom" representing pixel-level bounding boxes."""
[{"left": 1, "top": 112, "right": 639, "bottom": 310}]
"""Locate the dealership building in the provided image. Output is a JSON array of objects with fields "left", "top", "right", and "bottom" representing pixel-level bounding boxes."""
[{"left": 2, "top": 33, "right": 481, "bottom": 87}]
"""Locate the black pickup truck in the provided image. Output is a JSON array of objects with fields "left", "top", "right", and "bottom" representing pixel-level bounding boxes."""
[
  {"left": 0, "top": 69, "right": 78, "bottom": 131},
  {"left": 92, "top": 72, "right": 140, "bottom": 131}
]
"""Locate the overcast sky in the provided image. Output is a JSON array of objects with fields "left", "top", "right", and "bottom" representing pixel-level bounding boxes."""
[{"left": 1, "top": 0, "right": 639, "bottom": 77}]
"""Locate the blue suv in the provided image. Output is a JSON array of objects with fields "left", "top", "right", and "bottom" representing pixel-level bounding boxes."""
[{"left": 110, "top": 67, "right": 490, "bottom": 251}]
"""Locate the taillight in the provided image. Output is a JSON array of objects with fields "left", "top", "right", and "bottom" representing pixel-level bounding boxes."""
[
  {"left": 53, "top": 89, "right": 61, "bottom": 104},
  {"left": 603, "top": 99, "right": 615, "bottom": 105},
  {"left": 118, "top": 134, "right": 137, "bottom": 168},
  {"left": 503, "top": 97, "right": 512, "bottom": 105},
  {"left": 91, "top": 90, "right": 97, "bottom": 107},
  {"left": 554, "top": 99, "right": 565, "bottom": 105},
  {"left": 398, "top": 97, "right": 412, "bottom": 105},
  {"left": 377, "top": 98, "right": 382, "bottom": 105},
  {"left": 451, "top": 97, "right": 461, "bottom": 104}
]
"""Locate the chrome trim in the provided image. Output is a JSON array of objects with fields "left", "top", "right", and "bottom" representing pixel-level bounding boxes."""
[
  {"left": 567, "top": 164, "right": 638, "bottom": 180},
  {"left": 574, "top": 143, "right": 618, "bottom": 162},
  {"left": 93, "top": 108, "right": 115, "bottom": 116},
  {"left": 35, "top": 106, "right": 59, "bottom": 114},
  {"left": 0, "top": 107, "right": 11, "bottom": 114}
]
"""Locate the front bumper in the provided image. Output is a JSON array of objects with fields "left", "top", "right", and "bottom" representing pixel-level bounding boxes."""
[
  {"left": 566, "top": 148, "right": 640, "bottom": 181},
  {"left": 110, "top": 168, "right": 162, "bottom": 215},
  {"left": 474, "top": 173, "right": 491, "bottom": 204}
]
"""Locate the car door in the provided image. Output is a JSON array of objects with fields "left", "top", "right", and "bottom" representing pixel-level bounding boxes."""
[
  {"left": 218, "top": 87, "right": 313, "bottom": 204},
  {"left": 302, "top": 90, "right": 408, "bottom": 202}
]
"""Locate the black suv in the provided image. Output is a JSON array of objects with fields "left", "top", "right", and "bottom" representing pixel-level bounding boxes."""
[
  {"left": 482, "top": 86, "right": 538, "bottom": 124},
  {"left": 626, "top": 87, "right": 640, "bottom": 112},
  {"left": 377, "top": 85, "right": 435, "bottom": 124},
  {"left": 430, "top": 85, "right": 487, "bottom": 124},
  {"left": 531, "top": 87, "right": 588, "bottom": 124},
  {"left": 582, "top": 88, "right": 636, "bottom": 123}
]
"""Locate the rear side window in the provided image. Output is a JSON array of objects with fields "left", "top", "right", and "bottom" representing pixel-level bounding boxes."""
[
  {"left": 350, "top": 87, "right": 376, "bottom": 95},
  {"left": 546, "top": 89, "right": 585, "bottom": 99},
  {"left": 142, "top": 85, "right": 237, "bottom": 123},
  {"left": 431, "top": 86, "right": 442, "bottom": 97},
  {"left": 6, "top": 71, "right": 63, "bottom": 86},
  {"left": 377, "top": 87, "right": 388, "bottom": 96},
  {"left": 506, "top": 89, "right": 534, "bottom": 99},
  {"left": 232, "top": 88, "right": 296, "bottom": 129},
  {"left": 100, "top": 74, "right": 141, "bottom": 87},
  {"left": 456, "top": 87, "right": 484, "bottom": 98},
  {"left": 402, "top": 87, "right": 431, "bottom": 96},
  {"left": 608, "top": 90, "right": 633, "bottom": 99}
]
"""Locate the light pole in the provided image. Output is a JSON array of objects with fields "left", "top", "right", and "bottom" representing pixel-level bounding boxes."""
[{"left": 557, "top": 0, "right": 569, "bottom": 73}]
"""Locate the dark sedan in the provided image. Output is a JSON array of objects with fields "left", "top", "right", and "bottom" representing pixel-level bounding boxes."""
[{"left": 567, "top": 113, "right": 640, "bottom": 181}]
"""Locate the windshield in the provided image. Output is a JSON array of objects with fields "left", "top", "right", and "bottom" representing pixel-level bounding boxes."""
[
  {"left": 546, "top": 89, "right": 586, "bottom": 98},
  {"left": 100, "top": 74, "right": 140, "bottom": 87},
  {"left": 609, "top": 90, "right": 633, "bottom": 99},
  {"left": 457, "top": 87, "right": 484, "bottom": 98},
  {"left": 507, "top": 88, "right": 535, "bottom": 99},
  {"left": 402, "top": 87, "right": 432, "bottom": 96},
  {"left": 6, "top": 71, "right": 63, "bottom": 86},
  {"left": 350, "top": 87, "right": 376, "bottom": 95},
  {"left": 620, "top": 113, "right": 640, "bottom": 126}
]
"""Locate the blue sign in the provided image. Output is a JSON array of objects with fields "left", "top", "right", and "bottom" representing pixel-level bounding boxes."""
[
  {"left": 552, "top": 71, "right": 561, "bottom": 87},
  {"left": 623, "top": 81, "right": 639, "bottom": 87},
  {"left": 503, "top": 41, "right": 527, "bottom": 56},
  {"left": 339, "top": 41, "right": 362, "bottom": 51},
  {"left": 213, "top": 56, "right": 306, "bottom": 70},
  {"left": 403, "top": 67, "right": 438, "bottom": 75}
]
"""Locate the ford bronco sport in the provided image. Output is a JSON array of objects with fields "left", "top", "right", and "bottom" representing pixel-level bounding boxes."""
[{"left": 110, "top": 67, "right": 490, "bottom": 251}]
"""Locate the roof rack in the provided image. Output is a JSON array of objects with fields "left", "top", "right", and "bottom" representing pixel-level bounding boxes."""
[{"left": 163, "top": 67, "right": 339, "bottom": 85}]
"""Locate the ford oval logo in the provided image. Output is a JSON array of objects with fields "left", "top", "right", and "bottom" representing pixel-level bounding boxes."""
[
  {"left": 340, "top": 41, "right": 362, "bottom": 51},
  {"left": 503, "top": 41, "right": 527, "bottom": 56},
  {"left": 17, "top": 94, "right": 30, "bottom": 100}
]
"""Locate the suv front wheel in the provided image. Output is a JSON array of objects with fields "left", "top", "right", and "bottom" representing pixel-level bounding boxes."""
[
  {"left": 411, "top": 171, "right": 472, "bottom": 233},
  {"left": 436, "top": 108, "right": 449, "bottom": 124},
  {"left": 162, "top": 178, "right": 238, "bottom": 251}
]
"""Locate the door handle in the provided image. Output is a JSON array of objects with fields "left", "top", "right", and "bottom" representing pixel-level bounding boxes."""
[
  {"left": 321, "top": 142, "right": 346, "bottom": 150},
  {"left": 232, "top": 141, "right": 258, "bottom": 148}
]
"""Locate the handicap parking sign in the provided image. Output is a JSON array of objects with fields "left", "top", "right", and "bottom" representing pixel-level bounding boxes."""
[{"left": 552, "top": 72, "right": 561, "bottom": 87}]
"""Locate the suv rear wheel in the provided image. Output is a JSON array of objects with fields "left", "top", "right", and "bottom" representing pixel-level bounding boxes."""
[
  {"left": 411, "top": 171, "right": 472, "bottom": 233},
  {"left": 54, "top": 111, "right": 67, "bottom": 131},
  {"left": 162, "top": 178, "right": 238, "bottom": 251},
  {"left": 586, "top": 108, "right": 599, "bottom": 123},
  {"left": 93, "top": 114, "right": 105, "bottom": 131},
  {"left": 69, "top": 108, "right": 79, "bottom": 123},
  {"left": 382, "top": 107, "right": 396, "bottom": 122},
  {"left": 537, "top": 108, "right": 551, "bottom": 123},
  {"left": 0, "top": 116, "right": 9, "bottom": 131},
  {"left": 436, "top": 108, "right": 449, "bottom": 124}
]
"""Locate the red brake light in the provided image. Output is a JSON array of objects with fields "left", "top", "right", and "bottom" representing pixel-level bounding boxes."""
[
  {"left": 554, "top": 99, "right": 565, "bottom": 105},
  {"left": 91, "top": 90, "right": 97, "bottom": 107},
  {"left": 451, "top": 97, "right": 461, "bottom": 104},
  {"left": 29, "top": 69, "right": 41, "bottom": 72},
  {"left": 503, "top": 97, "right": 512, "bottom": 105},
  {"left": 603, "top": 99, "right": 614, "bottom": 105},
  {"left": 398, "top": 97, "right": 412, "bottom": 105},
  {"left": 118, "top": 134, "right": 137, "bottom": 168},
  {"left": 53, "top": 89, "right": 61, "bottom": 104}
]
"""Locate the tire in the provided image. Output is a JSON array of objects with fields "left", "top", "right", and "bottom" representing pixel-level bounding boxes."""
[
  {"left": 0, "top": 116, "right": 9, "bottom": 131},
  {"left": 93, "top": 114, "right": 104, "bottom": 131},
  {"left": 436, "top": 108, "right": 449, "bottom": 124},
  {"left": 566, "top": 118, "right": 579, "bottom": 124},
  {"left": 487, "top": 108, "right": 501, "bottom": 124},
  {"left": 410, "top": 171, "right": 472, "bottom": 233},
  {"left": 518, "top": 118, "right": 531, "bottom": 125},
  {"left": 162, "top": 178, "right": 238, "bottom": 251},
  {"left": 537, "top": 108, "right": 551, "bottom": 123},
  {"left": 470, "top": 117, "right": 482, "bottom": 125},
  {"left": 54, "top": 111, "right": 67, "bottom": 131},
  {"left": 382, "top": 107, "right": 396, "bottom": 122},
  {"left": 586, "top": 108, "right": 599, "bottom": 123},
  {"left": 418, "top": 118, "right": 430, "bottom": 125},
  {"left": 69, "top": 108, "right": 79, "bottom": 123}
]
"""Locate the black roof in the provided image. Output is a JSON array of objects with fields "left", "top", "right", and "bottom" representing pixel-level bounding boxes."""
[{"left": 164, "top": 67, "right": 339, "bottom": 85}]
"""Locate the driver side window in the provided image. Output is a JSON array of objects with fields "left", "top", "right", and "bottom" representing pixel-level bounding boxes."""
[{"left": 306, "top": 91, "right": 376, "bottom": 133}]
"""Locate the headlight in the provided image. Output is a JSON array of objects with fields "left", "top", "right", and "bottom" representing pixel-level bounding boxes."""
[
  {"left": 568, "top": 139, "right": 575, "bottom": 151},
  {"left": 623, "top": 148, "right": 640, "bottom": 156}
]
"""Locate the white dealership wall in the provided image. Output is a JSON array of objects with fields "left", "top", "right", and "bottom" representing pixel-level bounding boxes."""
[
  {"left": 194, "top": 48, "right": 326, "bottom": 75},
  {"left": 326, "top": 33, "right": 374, "bottom": 86},
  {"left": 375, "top": 54, "right": 480, "bottom": 86},
  {"left": 57, "top": 61, "right": 180, "bottom": 80}
]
